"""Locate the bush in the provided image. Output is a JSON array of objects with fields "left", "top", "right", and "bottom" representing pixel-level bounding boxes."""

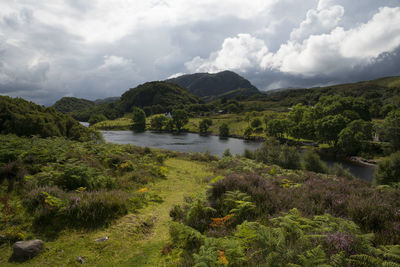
[
  {"left": 374, "top": 151, "right": 400, "bottom": 185},
  {"left": 302, "top": 150, "right": 327, "bottom": 173},
  {"left": 219, "top": 123, "right": 229, "bottom": 137},
  {"left": 255, "top": 138, "right": 301, "bottom": 169}
]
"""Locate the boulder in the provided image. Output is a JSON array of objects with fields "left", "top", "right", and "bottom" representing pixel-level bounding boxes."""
[{"left": 12, "top": 239, "right": 44, "bottom": 259}]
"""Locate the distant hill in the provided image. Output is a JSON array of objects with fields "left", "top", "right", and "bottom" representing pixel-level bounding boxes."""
[
  {"left": 166, "top": 70, "right": 259, "bottom": 99},
  {"left": 94, "top": 97, "right": 120, "bottom": 105},
  {"left": 254, "top": 75, "right": 400, "bottom": 112},
  {"left": 53, "top": 97, "right": 95, "bottom": 113},
  {"left": 119, "top": 81, "right": 201, "bottom": 112},
  {"left": 0, "top": 96, "right": 97, "bottom": 141}
]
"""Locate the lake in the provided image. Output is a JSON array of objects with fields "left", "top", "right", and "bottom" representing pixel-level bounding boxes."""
[{"left": 100, "top": 130, "right": 376, "bottom": 182}]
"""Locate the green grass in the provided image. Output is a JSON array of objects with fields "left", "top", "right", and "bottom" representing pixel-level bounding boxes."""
[
  {"left": 91, "top": 117, "right": 133, "bottom": 130},
  {"left": 0, "top": 158, "right": 213, "bottom": 266}
]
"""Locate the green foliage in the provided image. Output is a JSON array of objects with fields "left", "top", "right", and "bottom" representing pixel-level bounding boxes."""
[
  {"left": 132, "top": 107, "right": 146, "bottom": 132},
  {"left": 374, "top": 151, "right": 400, "bottom": 185},
  {"left": 172, "top": 109, "right": 189, "bottom": 132},
  {"left": 150, "top": 114, "right": 167, "bottom": 131},
  {"left": 169, "top": 222, "right": 205, "bottom": 251},
  {"left": 255, "top": 138, "right": 301, "bottom": 169},
  {"left": 243, "top": 126, "right": 253, "bottom": 140},
  {"left": 383, "top": 110, "right": 400, "bottom": 150},
  {"left": 120, "top": 81, "right": 200, "bottom": 112},
  {"left": 88, "top": 113, "right": 107, "bottom": 125},
  {"left": 302, "top": 150, "right": 327, "bottom": 173},
  {"left": 250, "top": 118, "right": 262, "bottom": 128},
  {"left": 315, "top": 114, "right": 349, "bottom": 145},
  {"left": 52, "top": 97, "right": 95, "bottom": 114},
  {"left": 199, "top": 118, "right": 213, "bottom": 133},
  {"left": 0, "top": 96, "right": 99, "bottom": 141},
  {"left": 337, "top": 120, "right": 373, "bottom": 155},
  {"left": 219, "top": 123, "right": 229, "bottom": 137}
]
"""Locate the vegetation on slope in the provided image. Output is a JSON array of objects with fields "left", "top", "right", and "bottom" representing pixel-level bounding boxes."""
[
  {"left": 52, "top": 97, "right": 95, "bottom": 114},
  {"left": 119, "top": 81, "right": 201, "bottom": 113},
  {"left": 167, "top": 70, "right": 259, "bottom": 99},
  {"left": 0, "top": 96, "right": 98, "bottom": 141}
]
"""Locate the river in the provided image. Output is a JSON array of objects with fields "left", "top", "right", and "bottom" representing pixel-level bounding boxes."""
[{"left": 100, "top": 130, "right": 376, "bottom": 182}]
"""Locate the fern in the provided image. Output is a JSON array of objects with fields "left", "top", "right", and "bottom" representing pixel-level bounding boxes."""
[
  {"left": 330, "top": 252, "right": 346, "bottom": 267},
  {"left": 347, "top": 254, "right": 382, "bottom": 266},
  {"left": 297, "top": 245, "right": 330, "bottom": 267},
  {"left": 382, "top": 261, "right": 400, "bottom": 267},
  {"left": 378, "top": 245, "right": 400, "bottom": 263}
]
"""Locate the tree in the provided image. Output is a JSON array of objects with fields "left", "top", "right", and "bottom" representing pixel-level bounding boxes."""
[
  {"left": 266, "top": 119, "right": 285, "bottom": 139},
  {"left": 150, "top": 114, "right": 167, "bottom": 131},
  {"left": 302, "top": 150, "right": 326, "bottom": 173},
  {"left": 132, "top": 107, "right": 146, "bottom": 132},
  {"left": 88, "top": 114, "right": 107, "bottom": 125},
  {"left": 219, "top": 123, "right": 229, "bottom": 137},
  {"left": 172, "top": 109, "right": 189, "bottom": 132},
  {"left": 373, "top": 151, "right": 400, "bottom": 185},
  {"left": 243, "top": 126, "right": 253, "bottom": 140},
  {"left": 382, "top": 110, "right": 400, "bottom": 150},
  {"left": 315, "top": 115, "right": 348, "bottom": 145},
  {"left": 337, "top": 120, "right": 372, "bottom": 155},
  {"left": 199, "top": 118, "right": 212, "bottom": 133},
  {"left": 251, "top": 118, "right": 262, "bottom": 128}
]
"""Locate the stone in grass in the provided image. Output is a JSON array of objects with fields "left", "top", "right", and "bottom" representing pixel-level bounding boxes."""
[
  {"left": 12, "top": 239, "right": 44, "bottom": 260},
  {"left": 94, "top": 236, "right": 109, "bottom": 242},
  {"left": 76, "top": 256, "right": 85, "bottom": 264}
]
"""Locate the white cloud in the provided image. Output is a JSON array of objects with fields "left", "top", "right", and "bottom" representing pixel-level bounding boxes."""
[
  {"left": 98, "top": 55, "right": 132, "bottom": 70},
  {"left": 290, "top": 1, "right": 344, "bottom": 41},
  {"left": 186, "top": 33, "right": 270, "bottom": 73},
  {"left": 185, "top": 6, "right": 400, "bottom": 78}
]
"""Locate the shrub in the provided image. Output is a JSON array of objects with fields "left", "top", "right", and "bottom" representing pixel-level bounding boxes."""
[
  {"left": 219, "top": 123, "right": 229, "bottom": 137},
  {"left": 302, "top": 149, "right": 327, "bottom": 173},
  {"left": 374, "top": 151, "right": 400, "bottom": 185}
]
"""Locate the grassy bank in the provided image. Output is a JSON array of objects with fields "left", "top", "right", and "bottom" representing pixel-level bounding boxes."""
[{"left": 0, "top": 155, "right": 214, "bottom": 266}]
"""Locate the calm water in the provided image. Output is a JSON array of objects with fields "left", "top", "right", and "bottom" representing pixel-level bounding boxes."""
[
  {"left": 101, "top": 130, "right": 260, "bottom": 157},
  {"left": 100, "top": 130, "right": 376, "bottom": 182}
]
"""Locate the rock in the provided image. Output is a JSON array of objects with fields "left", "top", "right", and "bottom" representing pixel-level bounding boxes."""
[
  {"left": 76, "top": 256, "right": 85, "bottom": 264},
  {"left": 94, "top": 236, "right": 109, "bottom": 242},
  {"left": 12, "top": 239, "right": 44, "bottom": 259}
]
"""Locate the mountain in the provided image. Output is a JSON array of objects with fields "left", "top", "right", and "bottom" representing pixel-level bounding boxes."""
[
  {"left": 166, "top": 70, "right": 259, "bottom": 99},
  {"left": 94, "top": 97, "right": 120, "bottom": 105},
  {"left": 53, "top": 97, "right": 95, "bottom": 113},
  {"left": 253, "top": 75, "right": 400, "bottom": 111},
  {"left": 119, "top": 81, "right": 201, "bottom": 112},
  {"left": 0, "top": 96, "right": 97, "bottom": 141}
]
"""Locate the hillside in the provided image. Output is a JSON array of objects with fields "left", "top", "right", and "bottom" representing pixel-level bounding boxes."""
[
  {"left": 119, "top": 81, "right": 201, "bottom": 112},
  {"left": 255, "top": 75, "right": 400, "bottom": 110},
  {"left": 52, "top": 97, "right": 95, "bottom": 114},
  {"left": 166, "top": 70, "right": 259, "bottom": 99},
  {"left": 0, "top": 96, "right": 98, "bottom": 141}
]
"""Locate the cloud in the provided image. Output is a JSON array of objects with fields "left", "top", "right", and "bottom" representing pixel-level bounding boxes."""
[
  {"left": 290, "top": 1, "right": 344, "bottom": 41},
  {"left": 184, "top": 6, "right": 400, "bottom": 79},
  {"left": 267, "top": 6, "right": 400, "bottom": 76},
  {"left": 185, "top": 34, "right": 269, "bottom": 73}
]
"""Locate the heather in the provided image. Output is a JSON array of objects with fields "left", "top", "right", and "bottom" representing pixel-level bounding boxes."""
[{"left": 165, "top": 156, "right": 400, "bottom": 266}]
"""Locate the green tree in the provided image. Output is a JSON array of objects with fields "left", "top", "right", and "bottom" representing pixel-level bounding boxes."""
[
  {"left": 172, "top": 109, "right": 189, "bottom": 132},
  {"left": 219, "top": 123, "right": 229, "bottom": 137},
  {"left": 199, "top": 118, "right": 213, "bottom": 133},
  {"left": 150, "top": 114, "right": 167, "bottom": 131},
  {"left": 373, "top": 151, "right": 400, "bottom": 185},
  {"left": 266, "top": 119, "right": 286, "bottom": 139},
  {"left": 132, "top": 107, "right": 146, "bottom": 132},
  {"left": 88, "top": 114, "right": 107, "bottom": 125},
  {"left": 302, "top": 150, "right": 327, "bottom": 173},
  {"left": 243, "top": 126, "right": 253, "bottom": 140},
  {"left": 382, "top": 110, "right": 400, "bottom": 149},
  {"left": 315, "top": 115, "right": 348, "bottom": 145},
  {"left": 251, "top": 118, "right": 262, "bottom": 128},
  {"left": 337, "top": 120, "right": 372, "bottom": 155}
]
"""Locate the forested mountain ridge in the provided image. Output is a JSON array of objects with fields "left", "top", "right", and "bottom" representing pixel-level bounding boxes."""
[
  {"left": 53, "top": 97, "right": 95, "bottom": 113},
  {"left": 166, "top": 70, "right": 260, "bottom": 99},
  {"left": 119, "top": 81, "right": 201, "bottom": 112},
  {"left": 255, "top": 76, "right": 400, "bottom": 111},
  {"left": 0, "top": 96, "right": 98, "bottom": 141}
]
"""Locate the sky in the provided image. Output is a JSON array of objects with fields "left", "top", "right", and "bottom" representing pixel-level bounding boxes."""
[{"left": 1, "top": 0, "right": 400, "bottom": 105}]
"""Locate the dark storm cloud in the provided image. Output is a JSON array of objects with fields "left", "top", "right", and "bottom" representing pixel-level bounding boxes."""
[{"left": 0, "top": 0, "right": 400, "bottom": 105}]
